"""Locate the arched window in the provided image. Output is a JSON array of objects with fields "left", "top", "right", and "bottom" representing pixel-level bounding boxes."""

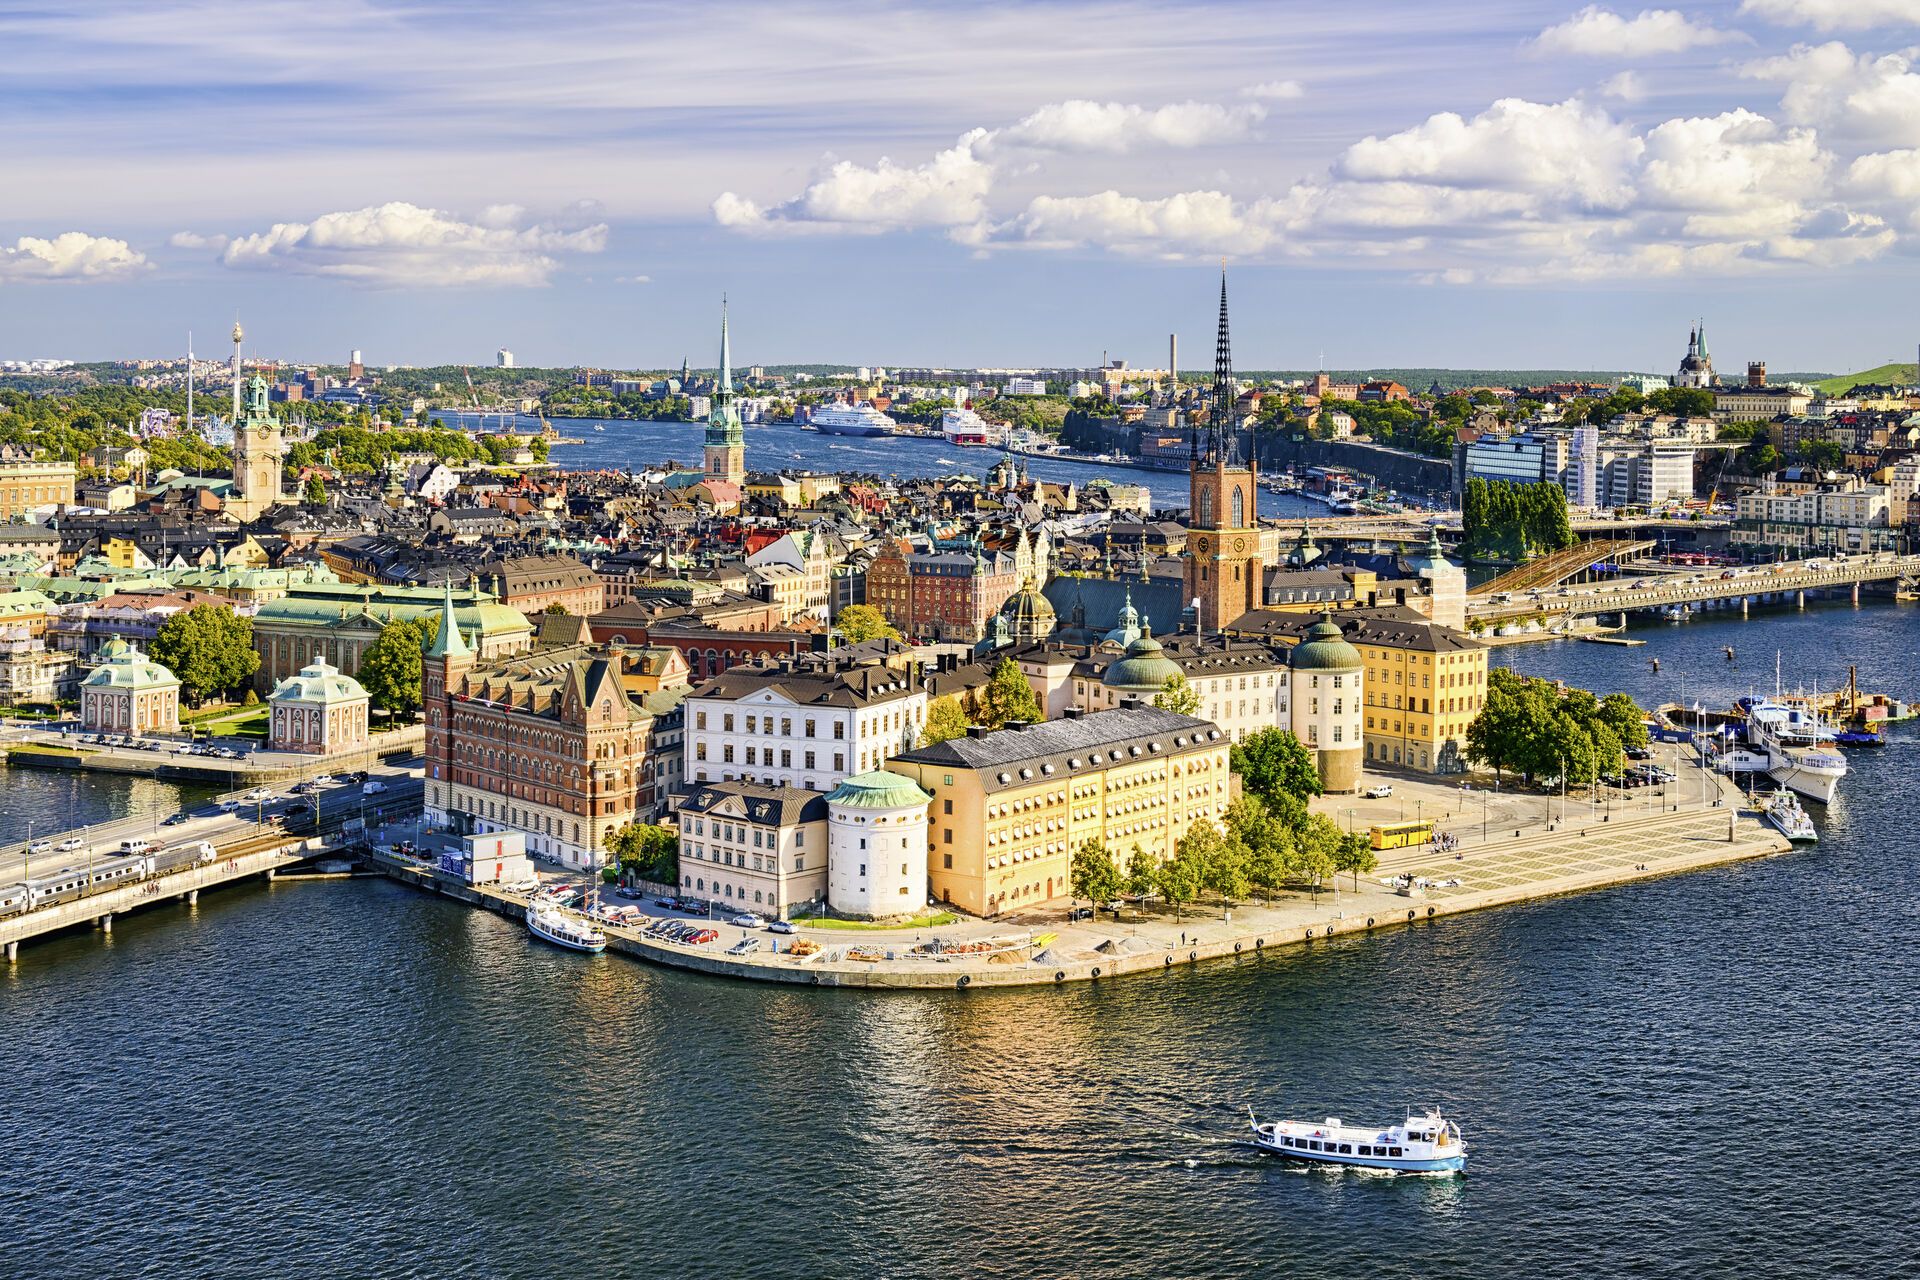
[
  {"left": 1197, "top": 489, "right": 1213, "bottom": 526},
  {"left": 1231, "top": 488, "right": 1245, "bottom": 528}
]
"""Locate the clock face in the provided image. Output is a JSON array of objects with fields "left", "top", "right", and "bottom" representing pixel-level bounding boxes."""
[
  {"left": 1234, "top": 537, "right": 1247, "bottom": 553},
  {"left": 1191, "top": 535, "right": 1208, "bottom": 555}
]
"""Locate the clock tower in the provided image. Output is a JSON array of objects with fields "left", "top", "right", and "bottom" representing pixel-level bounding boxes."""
[
  {"left": 1184, "top": 271, "right": 1262, "bottom": 632},
  {"left": 703, "top": 298, "right": 746, "bottom": 486},
  {"left": 229, "top": 374, "right": 284, "bottom": 520}
]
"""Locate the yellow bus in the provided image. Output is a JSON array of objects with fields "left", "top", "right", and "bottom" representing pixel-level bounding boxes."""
[{"left": 1369, "top": 820, "right": 1434, "bottom": 851}]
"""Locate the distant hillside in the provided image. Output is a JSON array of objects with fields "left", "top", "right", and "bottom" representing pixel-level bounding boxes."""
[{"left": 1815, "top": 363, "right": 1918, "bottom": 395}]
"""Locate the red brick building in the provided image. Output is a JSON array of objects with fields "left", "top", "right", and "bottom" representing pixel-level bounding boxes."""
[{"left": 866, "top": 541, "right": 1021, "bottom": 643}]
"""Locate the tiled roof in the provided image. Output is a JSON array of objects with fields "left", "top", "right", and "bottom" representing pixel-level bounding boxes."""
[{"left": 895, "top": 706, "right": 1221, "bottom": 792}]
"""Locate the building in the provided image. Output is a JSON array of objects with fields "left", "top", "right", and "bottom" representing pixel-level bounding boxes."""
[
  {"left": 1714, "top": 384, "right": 1811, "bottom": 424},
  {"left": 421, "top": 586, "right": 651, "bottom": 870},
  {"left": 1731, "top": 483, "right": 1899, "bottom": 553},
  {"left": 890, "top": 707, "right": 1230, "bottom": 918},
  {"left": 439, "top": 831, "right": 534, "bottom": 888},
  {"left": 251, "top": 583, "right": 533, "bottom": 692},
  {"left": 228, "top": 375, "right": 285, "bottom": 521},
  {"left": 475, "top": 553, "right": 604, "bottom": 616},
  {"left": 1279, "top": 616, "right": 1365, "bottom": 791},
  {"left": 1462, "top": 432, "right": 1567, "bottom": 489},
  {"left": 866, "top": 540, "right": 1022, "bottom": 643},
  {"left": 1004, "top": 377, "right": 1047, "bottom": 396},
  {"left": 824, "top": 770, "right": 933, "bottom": 918},
  {"left": 0, "top": 447, "right": 77, "bottom": 520},
  {"left": 497, "top": 347, "right": 514, "bottom": 369},
  {"left": 266, "top": 657, "right": 371, "bottom": 756},
  {"left": 1186, "top": 273, "right": 1263, "bottom": 631},
  {"left": 678, "top": 781, "right": 830, "bottom": 918},
  {"left": 1567, "top": 424, "right": 1599, "bottom": 509},
  {"left": 0, "top": 626, "right": 78, "bottom": 705},
  {"left": 78, "top": 637, "right": 180, "bottom": 737},
  {"left": 704, "top": 302, "right": 746, "bottom": 486},
  {"left": 1674, "top": 322, "right": 1715, "bottom": 389},
  {"left": 682, "top": 657, "right": 928, "bottom": 791}
]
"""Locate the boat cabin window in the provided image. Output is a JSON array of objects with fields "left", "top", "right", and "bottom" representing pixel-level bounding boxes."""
[
  {"left": 1389, "top": 1147, "right": 1402, "bottom": 1157},
  {"left": 1308, "top": 1140, "right": 1322, "bottom": 1152},
  {"left": 1359, "top": 1146, "right": 1374, "bottom": 1156},
  {"left": 1339, "top": 1144, "right": 1352, "bottom": 1154}
]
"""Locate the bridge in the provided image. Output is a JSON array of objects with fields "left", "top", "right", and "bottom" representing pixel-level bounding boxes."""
[
  {"left": 0, "top": 767, "right": 423, "bottom": 961},
  {"left": 1465, "top": 553, "right": 1920, "bottom": 625},
  {"left": 1472, "top": 539, "right": 1657, "bottom": 597},
  {"left": 1283, "top": 512, "right": 1730, "bottom": 547}
]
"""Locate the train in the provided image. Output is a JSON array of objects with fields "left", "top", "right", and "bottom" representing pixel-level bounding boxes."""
[{"left": 0, "top": 842, "right": 216, "bottom": 917}]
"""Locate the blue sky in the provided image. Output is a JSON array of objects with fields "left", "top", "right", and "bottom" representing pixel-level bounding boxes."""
[{"left": 3, "top": 0, "right": 1919, "bottom": 372}]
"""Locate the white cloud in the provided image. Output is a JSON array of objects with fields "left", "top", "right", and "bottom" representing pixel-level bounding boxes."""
[
  {"left": 1848, "top": 147, "right": 1920, "bottom": 198},
  {"left": 1241, "top": 79, "right": 1305, "bottom": 101},
  {"left": 992, "top": 100, "right": 1267, "bottom": 154},
  {"left": 218, "top": 201, "right": 606, "bottom": 286},
  {"left": 1600, "top": 70, "right": 1650, "bottom": 101},
  {"left": 1531, "top": 6, "right": 1738, "bottom": 57},
  {"left": 169, "top": 230, "right": 229, "bottom": 251},
  {"left": 614, "top": 274, "right": 652, "bottom": 284},
  {"left": 714, "top": 130, "right": 992, "bottom": 234},
  {"left": 0, "top": 231, "right": 148, "bottom": 282},
  {"left": 1746, "top": 42, "right": 1920, "bottom": 147},
  {"left": 1337, "top": 97, "right": 1644, "bottom": 207},
  {"left": 1739, "top": 1, "right": 1920, "bottom": 33},
  {"left": 999, "top": 189, "right": 1281, "bottom": 256}
]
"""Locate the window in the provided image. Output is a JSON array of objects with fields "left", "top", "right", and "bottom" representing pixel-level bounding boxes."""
[
  {"left": 696, "top": 712, "right": 707, "bottom": 730},
  {"left": 943, "top": 829, "right": 953, "bottom": 844},
  {"left": 943, "top": 798, "right": 953, "bottom": 815},
  {"left": 804, "top": 751, "right": 815, "bottom": 770},
  {"left": 724, "top": 714, "right": 735, "bottom": 732}
]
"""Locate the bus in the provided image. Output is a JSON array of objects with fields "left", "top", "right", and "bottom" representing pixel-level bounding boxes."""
[{"left": 1369, "top": 820, "right": 1434, "bottom": 851}]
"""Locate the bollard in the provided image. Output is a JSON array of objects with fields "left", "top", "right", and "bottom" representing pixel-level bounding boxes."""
[{"left": 100, "top": 914, "right": 112, "bottom": 934}]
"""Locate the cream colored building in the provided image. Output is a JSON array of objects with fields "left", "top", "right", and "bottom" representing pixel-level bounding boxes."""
[
  {"left": 890, "top": 706, "right": 1230, "bottom": 918},
  {"left": 79, "top": 637, "right": 180, "bottom": 736},
  {"left": 0, "top": 450, "right": 77, "bottom": 519},
  {"left": 678, "top": 782, "right": 829, "bottom": 918}
]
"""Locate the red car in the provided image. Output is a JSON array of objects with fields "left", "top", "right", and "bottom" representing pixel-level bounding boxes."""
[{"left": 688, "top": 928, "right": 719, "bottom": 945}]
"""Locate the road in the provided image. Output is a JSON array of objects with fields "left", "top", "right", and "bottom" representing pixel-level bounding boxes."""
[{"left": 1468, "top": 553, "right": 1920, "bottom": 623}]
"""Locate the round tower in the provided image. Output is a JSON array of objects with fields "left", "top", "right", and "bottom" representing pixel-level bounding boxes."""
[
  {"left": 1288, "top": 613, "right": 1364, "bottom": 793},
  {"left": 826, "top": 771, "right": 932, "bottom": 919}
]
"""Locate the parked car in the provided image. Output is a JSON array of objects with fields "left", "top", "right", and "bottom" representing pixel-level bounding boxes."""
[
  {"left": 728, "top": 912, "right": 760, "bottom": 928},
  {"left": 726, "top": 938, "right": 762, "bottom": 956},
  {"left": 614, "top": 887, "right": 642, "bottom": 900},
  {"left": 1067, "top": 907, "right": 1094, "bottom": 922},
  {"left": 1361, "top": 784, "right": 1393, "bottom": 799},
  {"left": 1624, "top": 746, "right": 1653, "bottom": 760},
  {"left": 765, "top": 920, "right": 797, "bottom": 935}
]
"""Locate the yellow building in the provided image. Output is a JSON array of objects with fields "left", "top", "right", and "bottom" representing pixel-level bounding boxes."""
[
  {"left": 890, "top": 706, "right": 1230, "bottom": 918},
  {"left": 0, "top": 451, "right": 77, "bottom": 519}
]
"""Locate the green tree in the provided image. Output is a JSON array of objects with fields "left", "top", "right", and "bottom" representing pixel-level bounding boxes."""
[
  {"left": 302, "top": 473, "right": 327, "bottom": 505},
  {"left": 150, "top": 605, "right": 261, "bottom": 706},
  {"left": 1124, "top": 843, "right": 1157, "bottom": 900},
  {"left": 1226, "top": 794, "right": 1294, "bottom": 902},
  {"left": 1231, "top": 727, "right": 1323, "bottom": 801},
  {"left": 1069, "top": 839, "right": 1123, "bottom": 911},
  {"left": 917, "top": 695, "right": 971, "bottom": 747},
  {"left": 543, "top": 602, "right": 571, "bottom": 615},
  {"left": 1152, "top": 672, "right": 1202, "bottom": 715},
  {"left": 1333, "top": 831, "right": 1378, "bottom": 891},
  {"left": 606, "top": 822, "right": 679, "bottom": 885},
  {"left": 1647, "top": 386, "right": 1714, "bottom": 417},
  {"left": 980, "top": 657, "right": 1042, "bottom": 727},
  {"left": 356, "top": 616, "right": 435, "bottom": 717},
  {"left": 1158, "top": 826, "right": 1209, "bottom": 921},
  {"left": 833, "top": 603, "right": 900, "bottom": 644},
  {"left": 1293, "top": 814, "right": 1343, "bottom": 895}
]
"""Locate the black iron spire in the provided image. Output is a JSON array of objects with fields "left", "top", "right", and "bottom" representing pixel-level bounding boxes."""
[{"left": 1209, "top": 268, "right": 1233, "bottom": 466}]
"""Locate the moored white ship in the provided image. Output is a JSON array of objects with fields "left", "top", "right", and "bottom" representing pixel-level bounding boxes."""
[
  {"left": 1742, "top": 697, "right": 1846, "bottom": 804},
  {"left": 527, "top": 901, "right": 608, "bottom": 953},
  {"left": 940, "top": 407, "right": 1000, "bottom": 446},
  {"left": 810, "top": 404, "right": 897, "bottom": 437},
  {"left": 1247, "top": 1106, "right": 1467, "bottom": 1174},
  {"left": 1763, "top": 789, "right": 1818, "bottom": 843}
]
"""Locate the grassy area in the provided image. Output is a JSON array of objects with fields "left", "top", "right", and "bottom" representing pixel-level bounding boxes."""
[
  {"left": 7, "top": 743, "right": 94, "bottom": 759},
  {"left": 185, "top": 705, "right": 269, "bottom": 737},
  {"left": 792, "top": 910, "right": 960, "bottom": 931},
  {"left": 184, "top": 702, "right": 262, "bottom": 724},
  {"left": 1814, "top": 362, "right": 1917, "bottom": 395}
]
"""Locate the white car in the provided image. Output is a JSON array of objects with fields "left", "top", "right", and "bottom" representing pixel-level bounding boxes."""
[
  {"left": 57, "top": 837, "right": 85, "bottom": 852},
  {"left": 27, "top": 840, "right": 53, "bottom": 853},
  {"left": 361, "top": 780, "right": 387, "bottom": 795},
  {"left": 728, "top": 912, "right": 762, "bottom": 928},
  {"left": 1361, "top": 784, "right": 1394, "bottom": 799},
  {"left": 244, "top": 788, "right": 273, "bottom": 801}
]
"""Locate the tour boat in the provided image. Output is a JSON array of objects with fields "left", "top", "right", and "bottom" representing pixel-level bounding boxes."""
[
  {"left": 1740, "top": 697, "right": 1847, "bottom": 804},
  {"left": 1247, "top": 1106, "right": 1467, "bottom": 1174},
  {"left": 527, "top": 901, "right": 608, "bottom": 954},
  {"left": 1763, "top": 789, "right": 1818, "bottom": 843}
]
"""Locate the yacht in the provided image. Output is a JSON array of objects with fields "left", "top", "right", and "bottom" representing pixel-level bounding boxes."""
[
  {"left": 1763, "top": 789, "right": 1818, "bottom": 843},
  {"left": 811, "top": 403, "right": 897, "bottom": 437},
  {"left": 527, "top": 901, "right": 608, "bottom": 954},
  {"left": 1247, "top": 1106, "right": 1466, "bottom": 1175},
  {"left": 1742, "top": 697, "right": 1847, "bottom": 804}
]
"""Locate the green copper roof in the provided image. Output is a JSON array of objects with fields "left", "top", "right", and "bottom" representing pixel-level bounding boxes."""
[
  {"left": 826, "top": 770, "right": 933, "bottom": 811},
  {"left": 1290, "top": 614, "right": 1362, "bottom": 671},
  {"left": 425, "top": 580, "right": 472, "bottom": 660},
  {"left": 1103, "top": 623, "right": 1182, "bottom": 691},
  {"left": 270, "top": 658, "right": 369, "bottom": 705}
]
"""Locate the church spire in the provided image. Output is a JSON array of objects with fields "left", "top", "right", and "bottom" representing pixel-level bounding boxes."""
[
  {"left": 426, "top": 578, "right": 470, "bottom": 660},
  {"left": 1209, "top": 268, "right": 1233, "bottom": 466},
  {"left": 719, "top": 295, "right": 734, "bottom": 396}
]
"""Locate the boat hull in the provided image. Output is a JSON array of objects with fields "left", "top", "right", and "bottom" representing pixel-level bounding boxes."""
[
  {"left": 1252, "top": 1140, "right": 1465, "bottom": 1174},
  {"left": 813, "top": 422, "right": 893, "bottom": 438},
  {"left": 1768, "top": 762, "right": 1841, "bottom": 805},
  {"left": 528, "top": 914, "right": 607, "bottom": 953}
]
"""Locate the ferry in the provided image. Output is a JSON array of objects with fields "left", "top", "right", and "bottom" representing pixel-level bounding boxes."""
[
  {"left": 1247, "top": 1106, "right": 1467, "bottom": 1175},
  {"left": 1763, "top": 789, "right": 1818, "bottom": 843},
  {"left": 1740, "top": 697, "right": 1847, "bottom": 805},
  {"left": 811, "top": 404, "right": 898, "bottom": 438},
  {"left": 940, "top": 407, "right": 1000, "bottom": 447},
  {"left": 527, "top": 901, "right": 608, "bottom": 954}
]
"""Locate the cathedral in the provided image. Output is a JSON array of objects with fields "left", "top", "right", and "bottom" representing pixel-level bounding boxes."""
[
  {"left": 1183, "top": 272, "right": 1263, "bottom": 631},
  {"left": 1675, "top": 320, "right": 1715, "bottom": 389}
]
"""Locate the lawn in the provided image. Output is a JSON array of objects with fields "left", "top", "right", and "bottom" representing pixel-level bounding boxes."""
[{"left": 792, "top": 910, "right": 960, "bottom": 931}]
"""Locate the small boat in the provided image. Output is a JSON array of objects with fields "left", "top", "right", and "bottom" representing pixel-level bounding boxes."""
[
  {"left": 528, "top": 901, "right": 608, "bottom": 953},
  {"left": 1247, "top": 1106, "right": 1466, "bottom": 1174},
  {"left": 594, "top": 424, "right": 606, "bottom": 432},
  {"left": 1763, "top": 790, "right": 1818, "bottom": 843},
  {"left": 1833, "top": 730, "right": 1884, "bottom": 748}
]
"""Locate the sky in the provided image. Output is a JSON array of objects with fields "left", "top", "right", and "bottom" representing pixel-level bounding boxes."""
[{"left": 4, "top": 0, "right": 1920, "bottom": 373}]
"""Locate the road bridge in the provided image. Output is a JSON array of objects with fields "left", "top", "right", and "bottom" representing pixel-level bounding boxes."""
[{"left": 1465, "top": 553, "right": 1920, "bottom": 624}]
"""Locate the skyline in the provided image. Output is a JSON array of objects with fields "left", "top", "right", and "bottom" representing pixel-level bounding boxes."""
[{"left": 4, "top": 0, "right": 1920, "bottom": 370}]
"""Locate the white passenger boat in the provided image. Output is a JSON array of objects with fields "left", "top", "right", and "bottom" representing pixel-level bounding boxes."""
[
  {"left": 1763, "top": 789, "right": 1818, "bottom": 843},
  {"left": 812, "top": 404, "right": 898, "bottom": 437},
  {"left": 1247, "top": 1106, "right": 1467, "bottom": 1174},
  {"left": 1742, "top": 697, "right": 1846, "bottom": 804},
  {"left": 527, "top": 902, "right": 608, "bottom": 954}
]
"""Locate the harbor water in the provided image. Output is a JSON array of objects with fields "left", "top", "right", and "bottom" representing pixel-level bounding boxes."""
[{"left": 2, "top": 606, "right": 1914, "bottom": 1278}]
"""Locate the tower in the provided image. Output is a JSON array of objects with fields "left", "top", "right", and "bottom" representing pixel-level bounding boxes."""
[
  {"left": 1184, "top": 271, "right": 1263, "bottom": 631},
  {"left": 703, "top": 299, "right": 746, "bottom": 486},
  {"left": 229, "top": 374, "right": 284, "bottom": 520},
  {"left": 230, "top": 319, "right": 244, "bottom": 424},
  {"left": 421, "top": 580, "right": 475, "bottom": 831}
]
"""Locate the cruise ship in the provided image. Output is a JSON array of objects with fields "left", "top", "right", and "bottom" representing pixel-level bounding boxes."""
[
  {"left": 810, "top": 404, "right": 897, "bottom": 437},
  {"left": 1740, "top": 697, "right": 1847, "bottom": 805},
  {"left": 941, "top": 407, "right": 1000, "bottom": 447}
]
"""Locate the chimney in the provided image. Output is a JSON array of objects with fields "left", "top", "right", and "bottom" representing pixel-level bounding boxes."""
[
  {"left": 1004, "top": 719, "right": 1033, "bottom": 731},
  {"left": 1061, "top": 706, "right": 1084, "bottom": 720},
  {"left": 1748, "top": 361, "right": 1767, "bottom": 388},
  {"left": 966, "top": 725, "right": 988, "bottom": 739},
  {"left": 1169, "top": 333, "right": 1178, "bottom": 387}
]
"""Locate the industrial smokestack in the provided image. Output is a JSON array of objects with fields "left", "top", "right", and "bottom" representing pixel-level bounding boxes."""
[{"left": 1169, "top": 333, "right": 1178, "bottom": 387}]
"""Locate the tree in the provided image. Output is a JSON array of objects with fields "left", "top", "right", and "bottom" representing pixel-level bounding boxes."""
[
  {"left": 1152, "top": 672, "right": 1201, "bottom": 715},
  {"left": 543, "top": 602, "right": 571, "bottom": 615},
  {"left": 1158, "top": 827, "right": 1209, "bottom": 921},
  {"left": 1231, "top": 727, "right": 1323, "bottom": 802},
  {"left": 980, "top": 657, "right": 1042, "bottom": 727},
  {"left": 1123, "top": 844, "right": 1157, "bottom": 900},
  {"left": 356, "top": 616, "right": 435, "bottom": 717},
  {"left": 1293, "top": 814, "right": 1343, "bottom": 895},
  {"left": 1333, "top": 831, "right": 1378, "bottom": 891},
  {"left": 1226, "top": 794, "right": 1294, "bottom": 903},
  {"left": 833, "top": 603, "right": 900, "bottom": 644},
  {"left": 302, "top": 473, "right": 327, "bottom": 505},
  {"left": 917, "top": 695, "right": 971, "bottom": 747},
  {"left": 150, "top": 605, "right": 261, "bottom": 706},
  {"left": 606, "top": 822, "right": 679, "bottom": 885},
  {"left": 1070, "top": 839, "right": 1124, "bottom": 911}
]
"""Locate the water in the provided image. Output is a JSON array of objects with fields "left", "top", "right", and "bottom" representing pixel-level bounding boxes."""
[
  {"left": 0, "top": 766, "right": 215, "bottom": 846},
  {"left": 479, "top": 413, "right": 1327, "bottom": 519},
  {"left": 2, "top": 607, "right": 1914, "bottom": 1278}
]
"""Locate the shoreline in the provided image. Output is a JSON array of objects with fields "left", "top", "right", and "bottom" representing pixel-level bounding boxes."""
[{"left": 368, "top": 801, "right": 1788, "bottom": 991}]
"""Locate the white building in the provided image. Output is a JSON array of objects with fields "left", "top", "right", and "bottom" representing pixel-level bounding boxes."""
[
  {"left": 1567, "top": 424, "right": 1598, "bottom": 508},
  {"left": 497, "top": 347, "right": 514, "bottom": 369},
  {"left": 825, "top": 770, "right": 933, "bottom": 918},
  {"left": 683, "top": 659, "right": 928, "bottom": 792},
  {"left": 1004, "top": 377, "right": 1047, "bottom": 396},
  {"left": 79, "top": 637, "right": 180, "bottom": 737},
  {"left": 677, "top": 782, "right": 829, "bottom": 918}
]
